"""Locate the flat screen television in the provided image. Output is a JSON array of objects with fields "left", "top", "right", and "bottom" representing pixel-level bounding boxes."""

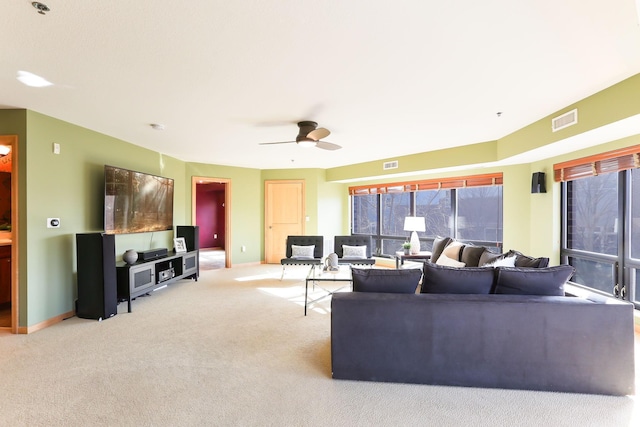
[{"left": 104, "top": 165, "right": 174, "bottom": 234}]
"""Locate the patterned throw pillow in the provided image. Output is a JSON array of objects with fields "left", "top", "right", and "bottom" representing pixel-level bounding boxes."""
[
  {"left": 291, "top": 245, "right": 315, "bottom": 258},
  {"left": 482, "top": 255, "right": 516, "bottom": 268},
  {"left": 342, "top": 245, "right": 367, "bottom": 259}
]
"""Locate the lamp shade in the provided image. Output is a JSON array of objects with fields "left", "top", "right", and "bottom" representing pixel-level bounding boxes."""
[{"left": 403, "top": 216, "right": 425, "bottom": 232}]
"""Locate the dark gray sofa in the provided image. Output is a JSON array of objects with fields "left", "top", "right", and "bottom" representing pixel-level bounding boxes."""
[{"left": 331, "top": 291, "right": 635, "bottom": 395}]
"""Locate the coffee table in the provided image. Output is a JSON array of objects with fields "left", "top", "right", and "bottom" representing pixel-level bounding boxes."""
[{"left": 304, "top": 264, "right": 352, "bottom": 316}]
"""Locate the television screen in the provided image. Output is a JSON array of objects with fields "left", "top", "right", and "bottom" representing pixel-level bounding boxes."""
[{"left": 104, "top": 165, "right": 174, "bottom": 234}]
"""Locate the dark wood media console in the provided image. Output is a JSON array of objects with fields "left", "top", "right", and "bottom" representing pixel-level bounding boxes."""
[{"left": 116, "top": 250, "right": 199, "bottom": 312}]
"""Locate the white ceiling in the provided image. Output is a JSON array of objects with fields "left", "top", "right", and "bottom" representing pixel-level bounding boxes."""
[{"left": 2, "top": 0, "right": 640, "bottom": 170}]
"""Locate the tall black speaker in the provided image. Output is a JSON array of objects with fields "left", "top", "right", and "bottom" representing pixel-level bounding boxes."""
[
  {"left": 531, "top": 172, "right": 547, "bottom": 194},
  {"left": 176, "top": 225, "right": 200, "bottom": 252},
  {"left": 76, "top": 233, "right": 117, "bottom": 320}
]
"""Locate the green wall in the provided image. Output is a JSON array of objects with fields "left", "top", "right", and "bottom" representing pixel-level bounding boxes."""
[
  {"left": 186, "top": 163, "right": 262, "bottom": 264},
  {"left": 3, "top": 71, "right": 640, "bottom": 329}
]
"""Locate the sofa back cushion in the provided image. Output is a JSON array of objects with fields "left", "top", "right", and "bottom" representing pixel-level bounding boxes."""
[
  {"left": 352, "top": 268, "right": 422, "bottom": 294},
  {"left": 430, "top": 237, "right": 453, "bottom": 263},
  {"left": 494, "top": 265, "right": 575, "bottom": 296},
  {"left": 421, "top": 262, "right": 495, "bottom": 294}
]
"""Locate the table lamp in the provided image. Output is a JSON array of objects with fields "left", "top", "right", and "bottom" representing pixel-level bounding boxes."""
[{"left": 404, "top": 216, "right": 426, "bottom": 255}]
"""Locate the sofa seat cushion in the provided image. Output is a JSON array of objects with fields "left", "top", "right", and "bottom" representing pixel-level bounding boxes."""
[
  {"left": 352, "top": 268, "right": 422, "bottom": 294},
  {"left": 494, "top": 265, "right": 575, "bottom": 296},
  {"left": 422, "top": 262, "right": 494, "bottom": 294}
]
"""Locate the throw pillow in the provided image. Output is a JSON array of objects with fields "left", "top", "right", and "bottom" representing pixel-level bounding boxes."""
[
  {"left": 342, "top": 245, "right": 367, "bottom": 259},
  {"left": 421, "top": 262, "right": 495, "bottom": 294},
  {"left": 493, "top": 265, "right": 576, "bottom": 296},
  {"left": 482, "top": 255, "right": 516, "bottom": 268},
  {"left": 351, "top": 268, "right": 422, "bottom": 294},
  {"left": 436, "top": 254, "right": 466, "bottom": 268},
  {"left": 441, "top": 241, "right": 465, "bottom": 261},
  {"left": 430, "top": 236, "right": 453, "bottom": 264},
  {"left": 478, "top": 250, "right": 508, "bottom": 266},
  {"left": 460, "top": 244, "right": 487, "bottom": 267},
  {"left": 291, "top": 245, "right": 315, "bottom": 258},
  {"left": 508, "top": 250, "right": 550, "bottom": 268}
]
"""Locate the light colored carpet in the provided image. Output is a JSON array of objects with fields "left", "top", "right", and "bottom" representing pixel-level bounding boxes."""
[
  {"left": 199, "top": 248, "right": 226, "bottom": 270},
  {"left": 0, "top": 264, "right": 638, "bottom": 426}
]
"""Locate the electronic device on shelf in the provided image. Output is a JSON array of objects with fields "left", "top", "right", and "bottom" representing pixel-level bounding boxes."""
[{"left": 157, "top": 267, "right": 175, "bottom": 283}]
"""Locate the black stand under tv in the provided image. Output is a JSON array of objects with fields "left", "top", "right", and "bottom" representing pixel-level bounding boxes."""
[{"left": 116, "top": 249, "right": 199, "bottom": 313}]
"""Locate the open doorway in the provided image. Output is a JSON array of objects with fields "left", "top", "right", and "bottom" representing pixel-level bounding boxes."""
[
  {"left": 192, "top": 177, "right": 231, "bottom": 269},
  {"left": 0, "top": 135, "right": 18, "bottom": 334}
]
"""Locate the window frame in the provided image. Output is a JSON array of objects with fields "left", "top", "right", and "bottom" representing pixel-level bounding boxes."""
[{"left": 350, "top": 173, "right": 503, "bottom": 257}]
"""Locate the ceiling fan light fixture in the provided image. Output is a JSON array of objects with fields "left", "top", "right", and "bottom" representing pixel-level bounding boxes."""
[{"left": 297, "top": 138, "right": 317, "bottom": 148}]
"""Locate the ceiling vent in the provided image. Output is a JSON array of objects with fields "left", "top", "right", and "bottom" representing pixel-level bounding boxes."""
[
  {"left": 552, "top": 109, "right": 578, "bottom": 132},
  {"left": 383, "top": 160, "right": 398, "bottom": 170}
]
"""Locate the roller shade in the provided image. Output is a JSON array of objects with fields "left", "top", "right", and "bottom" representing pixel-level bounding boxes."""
[
  {"left": 349, "top": 173, "right": 503, "bottom": 196},
  {"left": 553, "top": 144, "right": 640, "bottom": 182}
]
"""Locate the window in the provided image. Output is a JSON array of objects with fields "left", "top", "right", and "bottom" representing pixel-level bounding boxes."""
[
  {"left": 350, "top": 174, "right": 503, "bottom": 257},
  {"left": 557, "top": 144, "right": 640, "bottom": 307}
]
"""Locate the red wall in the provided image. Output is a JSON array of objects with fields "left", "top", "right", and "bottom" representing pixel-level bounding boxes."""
[{"left": 196, "top": 184, "right": 225, "bottom": 249}]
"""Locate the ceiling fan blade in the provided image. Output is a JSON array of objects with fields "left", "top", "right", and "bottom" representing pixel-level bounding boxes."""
[
  {"left": 307, "top": 127, "right": 330, "bottom": 141},
  {"left": 259, "top": 141, "right": 296, "bottom": 145},
  {"left": 315, "top": 140, "right": 341, "bottom": 151}
]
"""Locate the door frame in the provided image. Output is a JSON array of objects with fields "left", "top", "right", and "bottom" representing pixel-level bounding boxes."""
[
  {"left": 0, "top": 135, "right": 18, "bottom": 334},
  {"left": 192, "top": 176, "right": 231, "bottom": 268}
]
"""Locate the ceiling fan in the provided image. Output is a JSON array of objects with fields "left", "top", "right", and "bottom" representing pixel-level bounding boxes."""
[{"left": 259, "top": 121, "right": 341, "bottom": 150}]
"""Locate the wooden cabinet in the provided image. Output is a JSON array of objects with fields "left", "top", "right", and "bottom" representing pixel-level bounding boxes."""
[
  {"left": 0, "top": 245, "right": 11, "bottom": 305},
  {"left": 116, "top": 250, "right": 199, "bottom": 312}
]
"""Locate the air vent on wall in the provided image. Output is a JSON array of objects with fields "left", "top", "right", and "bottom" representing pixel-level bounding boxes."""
[
  {"left": 552, "top": 109, "right": 578, "bottom": 132},
  {"left": 383, "top": 160, "right": 398, "bottom": 170}
]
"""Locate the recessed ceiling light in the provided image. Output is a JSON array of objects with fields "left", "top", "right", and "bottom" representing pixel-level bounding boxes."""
[
  {"left": 150, "top": 123, "right": 165, "bottom": 130},
  {"left": 17, "top": 70, "right": 52, "bottom": 87}
]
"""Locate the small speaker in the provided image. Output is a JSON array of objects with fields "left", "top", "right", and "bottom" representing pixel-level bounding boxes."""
[
  {"left": 176, "top": 225, "right": 200, "bottom": 252},
  {"left": 531, "top": 172, "right": 547, "bottom": 194}
]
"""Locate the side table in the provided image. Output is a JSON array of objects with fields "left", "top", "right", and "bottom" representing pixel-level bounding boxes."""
[{"left": 395, "top": 251, "right": 432, "bottom": 269}]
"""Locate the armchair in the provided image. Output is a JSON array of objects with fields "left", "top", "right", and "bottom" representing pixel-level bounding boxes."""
[
  {"left": 280, "top": 235, "right": 324, "bottom": 279},
  {"left": 334, "top": 235, "right": 375, "bottom": 266}
]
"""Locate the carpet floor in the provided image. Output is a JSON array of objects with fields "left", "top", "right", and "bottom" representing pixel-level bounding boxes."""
[{"left": 0, "top": 264, "right": 638, "bottom": 426}]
